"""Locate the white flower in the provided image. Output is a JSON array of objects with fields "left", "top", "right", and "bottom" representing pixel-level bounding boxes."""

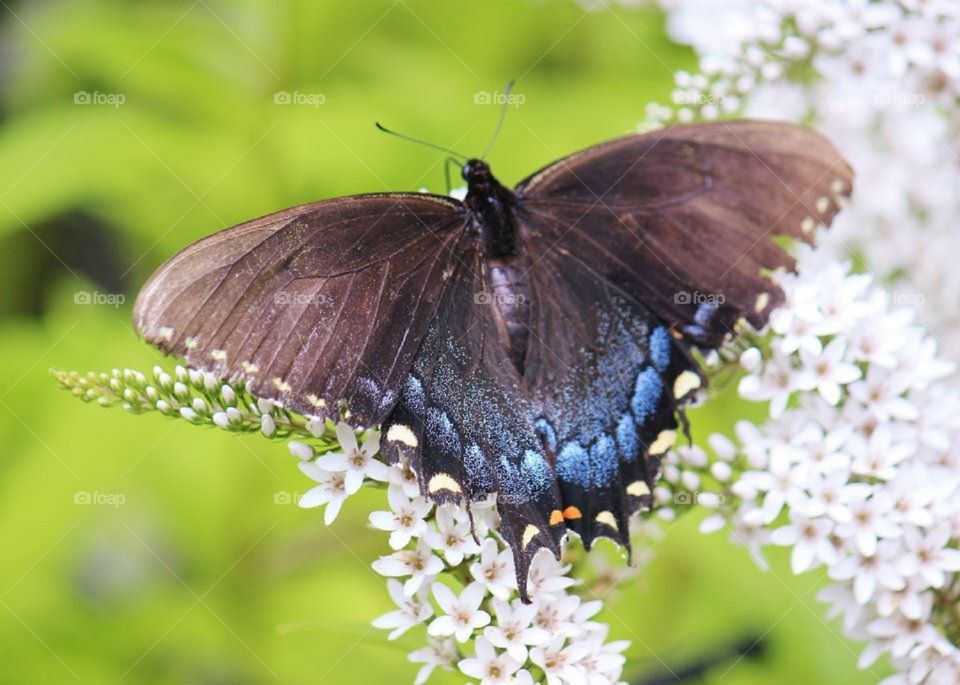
[
  {"left": 575, "top": 625, "right": 629, "bottom": 683},
  {"left": 795, "top": 338, "right": 861, "bottom": 406},
  {"left": 533, "top": 594, "right": 581, "bottom": 638},
  {"left": 895, "top": 525, "right": 960, "bottom": 589},
  {"left": 428, "top": 582, "right": 491, "bottom": 643},
  {"left": 529, "top": 633, "right": 590, "bottom": 685},
  {"left": 409, "top": 637, "right": 458, "bottom": 685},
  {"left": 297, "top": 462, "right": 348, "bottom": 525},
  {"left": 525, "top": 550, "right": 577, "bottom": 600},
  {"left": 369, "top": 485, "right": 433, "bottom": 550},
  {"left": 738, "top": 449, "right": 811, "bottom": 525},
  {"left": 372, "top": 578, "right": 433, "bottom": 640},
  {"left": 387, "top": 457, "right": 422, "bottom": 499},
  {"left": 834, "top": 486, "right": 902, "bottom": 557},
  {"left": 829, "top": 539, "right": 906, "bottom": 604},
  {"left": 848, "top": 425, "right": 915, "bottom": 481},
  {"left": 868, "top": 609, "right": 941, "bottom": 660},
  {"left": 423, "top": 506, "right": 482, "bottom": 565},
  {"left": 770, "top": 510, "right": 838, "bottom": 573},
  {"left": 314, "top": 423, "right": 388, "bottom": 495},
  {"left": 738, "top": 350, "right": 798, "bottom": 418},
  {"left": 372, "top": 540, "right": 444, "bottom": 596},
  {"left": 458, "top": 636, "right": 522, "bottom": 684},
  {"left": 470, "top": 539, "right": 518, "bottom": 600},
  {"left": 483, "top": 599, "right": 550, "bottom": 663}
]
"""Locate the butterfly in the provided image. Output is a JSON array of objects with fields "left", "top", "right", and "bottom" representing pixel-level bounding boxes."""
[{"left": 134, "top": 120, "right": 852, "bottom": 600}]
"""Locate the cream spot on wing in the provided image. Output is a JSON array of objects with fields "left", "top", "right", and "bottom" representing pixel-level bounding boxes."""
[
  {"left": 649, "top": 429, "right": 678, "bottom": 456},
  {"left": 627, "top": 480, "right": 651, "bottom": 497},
  {"left": 242, "top": 361, "right": 259, "bottom": 374},
  {"left": 210, "top": 349, "right": 227, "bottom": 361},
  {"left": 673, "top": 370, "right": 702, "bottom": 399},
  {"left": 831, "top": 178, "right": 846, "bottom": 195},
  {"left": 387, "top": 424, "right": 418, "bottom": 447},
  {"left": 801, "top": 216, "right": 816, "bottom": 234},
  {"left": 816, "top": 196, "right": 830, "bottom": 213},
  {"left": 754, "top": 292, "right": 770, "bottom": 313},
  {"left": 306, "top": 394, "right": 326, "bottom": 408},
  {"left": 158, "top": 326, "right": 174, "bottom": 341},
  {"left": 595, "top": 511, "right": 618, "bottom": 530},
  {"left": 428, "top": 473, "right": 462, "bottom": 494},
  {"left": 272, "top": 377, "right": 291, "bottom": 393},
  {"left": 184, "top": 336, "right": 199, "bottom": 350},
  {"left": 521, "top": 524, "right": 540, "bottom": 549}
]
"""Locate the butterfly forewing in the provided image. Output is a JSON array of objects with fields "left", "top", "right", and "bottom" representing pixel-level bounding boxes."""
[
  {"left": 516, "top": 120, "right": 854, "bottom": 346},
  {"left": 134, "top": 194, "right": 466, "bottom": 426}
]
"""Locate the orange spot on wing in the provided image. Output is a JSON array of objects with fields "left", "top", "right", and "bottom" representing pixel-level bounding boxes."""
[
  {"left": 549, "top": 509, "right": 564, "bottom": 526},
  {"left": 562, "top": 506, "right": 582, "bottom": 520}
]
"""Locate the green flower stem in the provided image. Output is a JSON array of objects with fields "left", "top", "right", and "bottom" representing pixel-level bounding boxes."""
[{"left": 51, "top": 365, "right": 340, "bottom": 450}]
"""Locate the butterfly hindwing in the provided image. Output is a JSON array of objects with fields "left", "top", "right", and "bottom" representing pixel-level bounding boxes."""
[
  {"left": 134, "top": 194, "right": 465, "bottom": 426},
  {"left": 518, "top": 234, "right": 703, "bottom": 551},
  {"left": 381, "top": 247, "right": 566, "bottom": 599}
]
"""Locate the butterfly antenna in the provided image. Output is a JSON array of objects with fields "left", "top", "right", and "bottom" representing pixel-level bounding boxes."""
[
  {"left": 375, "top": 122, "right": 468, "bottom": 163},
  {"left": 481, "top": 79, "right": 515, "bottom": 160}
]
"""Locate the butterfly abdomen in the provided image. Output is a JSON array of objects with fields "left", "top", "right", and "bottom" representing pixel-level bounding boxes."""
[{"left": 485, "top": 259, "right": 532, "bottom": 374}]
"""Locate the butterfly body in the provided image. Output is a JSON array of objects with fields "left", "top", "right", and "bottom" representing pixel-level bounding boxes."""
[{"left": 134, "top": 121, "right": 853, "bottom": 599}]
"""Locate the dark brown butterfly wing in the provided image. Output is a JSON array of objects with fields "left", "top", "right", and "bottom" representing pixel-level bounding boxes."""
[
  {"left": 512, "top": 120, "right": 851, "bottom": 551},
  {"left": 134, "top": 193, "right": 466, "bottom": 426},
  {"left": 516, "top": 226, "right": 704, "bottom": 552},
  {"left": 380, "top": 247, "right": 565, "bottom": 599},
  {"left": 515, "top": 120, "right": 854, "bottom": 347}
]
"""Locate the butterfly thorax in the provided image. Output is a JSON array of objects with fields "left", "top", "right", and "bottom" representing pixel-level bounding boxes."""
[
  {"left": 463, "top": 159, "right": 519, "bottom": 259},
  {"left": 463, "top": 159, "right": 532, "bottom": 373}
]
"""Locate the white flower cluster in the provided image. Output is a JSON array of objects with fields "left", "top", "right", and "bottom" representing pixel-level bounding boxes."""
[
  {"left": 655, "top": 250, "right": 960, "bottom": 684},
  {"left": 294, "top": 423, "right": 630, "bottom": 685},
  {"left": 644, "top": 0, "right": 960, "bottom": 354}
]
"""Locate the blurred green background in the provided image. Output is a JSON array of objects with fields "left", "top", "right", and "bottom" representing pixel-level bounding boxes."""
[{"left": 0, "top": 1, "right": 884, "bottom": 683}]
